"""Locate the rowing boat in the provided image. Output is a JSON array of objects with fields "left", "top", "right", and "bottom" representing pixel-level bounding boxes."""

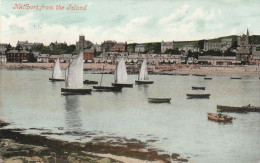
[
  {"left": 217, "top": 105, "right": 260, "bottom": 112},
  {"left": 148, "top": 98, "right": 171, "bottom": 103},
  {"left": 192, "top": 86, "right": 205, "bottom": 90},
  {"left": 207, "top": 113, "right": 235, "bottom": 122},
  {"left": 187, "top": 94, "right": 210, "bottom": 99}
]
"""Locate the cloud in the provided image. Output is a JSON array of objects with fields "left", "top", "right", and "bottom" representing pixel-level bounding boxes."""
[
  {"left": 1, "top": 13, "right": 35, "bottom": 31},
  {"left": 159, "top": 4, "right": 189, "bottom": 24},
  {"left": 1, "top": 14, "right": 103, "bottom": 45},
  {"left": 191, "top": 8, "right": 215, "bottom": 21},
  {"left": 117, "top": 17, "right": 150, "bottom": 33}
]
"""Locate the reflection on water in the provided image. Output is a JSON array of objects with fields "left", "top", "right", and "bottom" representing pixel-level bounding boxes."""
[{"left": 64, "top": 95, "right": 82, "bottom": 132}]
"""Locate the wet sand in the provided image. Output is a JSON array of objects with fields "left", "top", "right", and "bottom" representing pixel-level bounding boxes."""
[{"left": 0, "top": 120, "right": 189, "bottom": 163}]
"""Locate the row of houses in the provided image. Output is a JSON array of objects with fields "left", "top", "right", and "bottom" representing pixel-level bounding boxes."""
[{"left": 0, "top": 49, "right": 95, "bottom": 63}]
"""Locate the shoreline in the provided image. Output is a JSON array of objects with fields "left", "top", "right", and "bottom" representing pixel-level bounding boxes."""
[
  {"left": 1, "top": 63, "right": 260, "bottom": 76},
  {"left": 0, "top": 120, "right": 188, "bottom": 163}
]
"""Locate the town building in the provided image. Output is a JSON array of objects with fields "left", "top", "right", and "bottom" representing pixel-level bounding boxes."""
[
  {"left": 198, "top": 56, "right": 236, "bottom": 66},
  {"left": 0, "top": 43, "right": 10, "bottom": 55},
  {"left": 180, "top": 45, "right": 199, "bottom": 53},
  {"left": 76, "top": 35, "right": 93, "bottom": 51},
  {"left": 203, "top": 39, "right": 232, "bottom": 52},
  {"left": 16, "top": 41, "right": 43, "bottom": 50},
  {"left": 50, "top": 41, "right": 63, "bottom": 51},
  {"left": 204, "top": 42, "right": 222, "bottom": 51},
  {"left": 112, "top": 42, "right": 127, "bottom": 52},
  {"left": 48, "top": 55, "right": 59, "bottom": 63},
  {"left": 135, "top": 44, "right": 145, "bottom": 53},
  {"left": 6, "top": 49, "right": 30, "bottom": 62},
  {"left": 236, "top": 29, "right": 251, "bottom": 64},
  {"left": 83, "top": 49, "right": 95, "bottom": 62},
  {"left": 0, "top": 55, "right": 7, "bottom": 63},
  {"left": 251, "top": 45, "right": 260, "bottom": 65},
  {"left": 101, "top": 40, "right": 116, "bottom": 52},
  {"left": 37, "top": 54, "right": 50, "bottom": 63},
  {"left": 92, "top": 43, "right": 102, "bottom": 52},
  {"left": 161, "top": 41, "right": 174, "bottom": 53},
  {"left": 60, "top": 54, "right": 72, "bottom": 63}
]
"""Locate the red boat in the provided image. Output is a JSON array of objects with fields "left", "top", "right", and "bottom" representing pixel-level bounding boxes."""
[{"left": 207, "top": 113, "right": 235, "bottom": 122}]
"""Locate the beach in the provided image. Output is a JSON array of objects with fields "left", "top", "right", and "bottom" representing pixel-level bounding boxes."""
[
  {"left": 0, "top": 125, "right": 187, "bottom": 163},
  {"left": 1, "top": 63, "right": 260, "bottom": 76}
]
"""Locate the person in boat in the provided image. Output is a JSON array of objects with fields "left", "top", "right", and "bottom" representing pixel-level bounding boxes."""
[
  {"left": 218, "top": 113, "right": 222, "bottom": 118},
  {"left": 247, "top": 104, "right": 251, "bottom": 108}
]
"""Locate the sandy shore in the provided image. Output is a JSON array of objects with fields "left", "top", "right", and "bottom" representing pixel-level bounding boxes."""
[{"left": 1, "top": 63, "right": 260, "bottom": 76}]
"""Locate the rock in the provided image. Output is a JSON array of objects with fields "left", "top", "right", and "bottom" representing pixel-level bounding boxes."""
[{"left": 171, "top": 153, "right": 180, "bottom": 159}]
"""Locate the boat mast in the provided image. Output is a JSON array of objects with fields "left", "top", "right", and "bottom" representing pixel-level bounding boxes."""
[{"left": 100, "top": 65, "right": 105, "bottom": 86}]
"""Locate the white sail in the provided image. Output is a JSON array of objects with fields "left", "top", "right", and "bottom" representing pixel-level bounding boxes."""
[
  {"left": 65, "top": 52, "right": 83, "bottom": 88},
  {"left": 52, "top": 58, "right": 63, "bottom": 79},
  {"left": 115, "top": 57, "right": 128, "bottom": 83},
  {"left": 138, "top": 59, "right": 149, "bottom": 81}
]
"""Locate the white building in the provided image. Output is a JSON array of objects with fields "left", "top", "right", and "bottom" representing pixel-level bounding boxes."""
[
  {"left": 0, "top": 55, "right": 7, "bottom": 63},
  {"left": 37, "top": 54, "right": 50, "bottom": 63},
  {"left": 0, "top": 43, "right": 9, "bottom": 55},
  {"left": 161, "top": 41, "right": 174, "bottom": 53},
  {"left": 135, "top": 44, "right": 145, "bottom": 53}
]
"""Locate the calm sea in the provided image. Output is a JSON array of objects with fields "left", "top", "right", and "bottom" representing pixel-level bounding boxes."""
[{"left": 0, "top": 69, "right": 260, "bottom": 163}]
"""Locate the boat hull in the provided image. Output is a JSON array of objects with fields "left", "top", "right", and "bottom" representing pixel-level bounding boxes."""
[
  {"left": 49, "top": 78, "right": 65, "bottom": 81},
  {"left": 192, "top": 86, "right": 205, "bottom": 90},
  {"left": 93, "top": 86, "right": 122, "bottom": 92},
  {"left": 83, "top": 80, "right": 98, "bottom": 85},
  {"left": 135, "top": 80, "right": 154, "bottom": 84},
  {"left": 204, "top": 78, "right": 212, "bottom": 80},
  {"left": 148, "top": 98, "right": 171, "bottom": 103},
  {"left": 112, "top": 83, "right": 133, "bottom": 88},
  {"left": 217, "top": 105, "right": 260, "bottom": 112},
  {"left": 207, "top": 113, "right": 234, "bottom": 122},
  {"left": 230, "top": 77, "right": 241, "bottom": 79},
  {"left": 193, "top": 74, "right": 206, "bottom": 77},
  {"left": 187, "top": 94, "right": 210, "bottom": 99},
  {"left": 61, "top": 88, "right": 92, "bottom": 94}
]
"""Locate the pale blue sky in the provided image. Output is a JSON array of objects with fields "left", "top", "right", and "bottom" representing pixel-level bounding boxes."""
[{"left": 1, "top": 0, "right": 260, "bottom": 45}]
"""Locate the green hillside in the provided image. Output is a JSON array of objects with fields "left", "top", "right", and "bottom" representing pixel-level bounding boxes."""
[{"left": 250, "top": 35, "right": 260, "bottom": 44}]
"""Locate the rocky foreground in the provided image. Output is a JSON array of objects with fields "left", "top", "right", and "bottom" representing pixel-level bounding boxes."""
[{"left": 0, "top": 120, "right": 188, "bottom": 163}]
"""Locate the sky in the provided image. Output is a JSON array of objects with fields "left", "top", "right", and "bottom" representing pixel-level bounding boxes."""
[{"left": 1, "top": 0, "right": 260, "bottom": 46}]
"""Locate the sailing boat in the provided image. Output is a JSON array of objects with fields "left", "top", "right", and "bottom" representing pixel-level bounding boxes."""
[
  {"left": 112, "top": 57, "right": 133, "bottom": 88},
  {"left": 49, "top": 57, "right": 65, "bottom": 81},
  {"left": 61, "top": 52, "right": 92, "bottom": 94},
  {"left": 93, "top": 65, "right": 122, "bottom": 92},
  {"left": 135, "top": 58, "right": 154, "bottom": 84}
]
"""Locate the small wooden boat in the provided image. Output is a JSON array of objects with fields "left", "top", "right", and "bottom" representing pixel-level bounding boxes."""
[
  {"left": 217, "top": 105, "right": 260, "bottom": 112},
  {"left": 230, "top": 77, "right": 241, "bottom": 79},
  {"left": 148, "top": 98, "right": 171, "bottom": 103},
  {"left": 49, "top": 78, "right": 65, "bottom": 81},
  {"left": 193, "top": 74, "right": 206, "bottom": 77},
  {"left": 187, "top": 94, "right": 210, "bottom": 99},
  {"left": 192, "top": 86, "right": 205, "bottom": 90},
  {"left": 204, "top": 77, "right": 212, "bottom": 80},
  {"left": 93, "top": 86, "right": 122, "bottom": 92},
  {"left": 207, "top": 113, "right": 235, "bottom": 122},
  {"left": 83, "top": 80, "right": 98, "bottom": 85},
  {"left": 112, "top": 83, "right": 133, "bottom": 88},
  {"left": 61, "top": 88, "right": 92, "bottom": 94},
  {"left": 135, "top": 59, "right": 154, "bottom": 85},
  {"left": 135, "top": 80, "right": 154, "bottom": 84}
]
